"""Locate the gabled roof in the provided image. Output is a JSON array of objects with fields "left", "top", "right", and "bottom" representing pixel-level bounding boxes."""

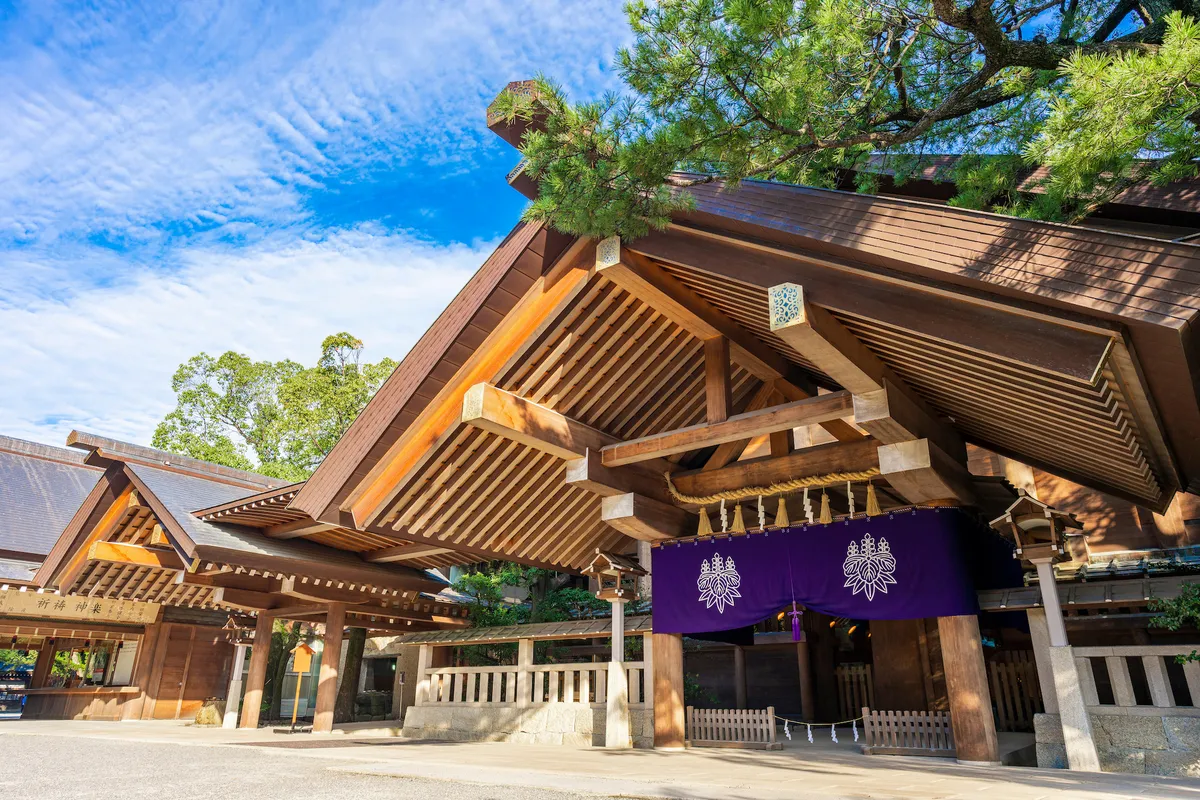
[
  {"left": 0, "top": 435, "right": 102, "bottom": 561},
  {"left": 287, "top": 84, "right": 1200, "bottom": 576}
]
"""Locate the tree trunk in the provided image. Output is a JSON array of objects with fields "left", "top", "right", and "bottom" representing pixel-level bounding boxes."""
[
  {"left": 334, "top": 627, "right": 367, "bottom": 724},
  {"left": 267, "top": 622, "right": 301, "bottom": 721}
]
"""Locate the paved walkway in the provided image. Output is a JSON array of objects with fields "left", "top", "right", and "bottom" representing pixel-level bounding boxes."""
[{"left": 3, "top": 719, "right": 1198, "bottom": 799}]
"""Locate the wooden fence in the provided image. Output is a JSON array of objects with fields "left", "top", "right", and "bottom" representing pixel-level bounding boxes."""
[
  {"left": 835, "top": 663, "right": 874, "bottom": 720},
  {"left": 861, "top": 707, "right": 955, "bottom": 757},
  {"left": 988, "top": 651, "right": 1043, "bottom": 732},
  {"left": 687, "top": 706, "right": 781, "bottom": 750}
]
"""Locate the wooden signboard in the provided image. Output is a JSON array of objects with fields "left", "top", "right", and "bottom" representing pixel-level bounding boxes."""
[{"left": 0, "top": 589, "right": 158, "bottom": 625}]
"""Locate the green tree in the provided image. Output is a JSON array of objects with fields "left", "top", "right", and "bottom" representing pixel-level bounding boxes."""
[
  {"left": 494, "top": 0, "right": 1200, "bottom": 234},
  {"left": 152, "top": 333, "right": 396, "bottom": 480},
  {"left": 1149, "top": 581, "right": 1200, "bottom": 661}
]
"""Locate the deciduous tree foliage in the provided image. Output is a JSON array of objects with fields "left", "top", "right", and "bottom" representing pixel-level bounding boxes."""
[
  {"left": 495, "top": 0, "right": 1200, "bottom": 235},
  {"left": 152, "top": 333, "right": 396, "bottom": 481}
]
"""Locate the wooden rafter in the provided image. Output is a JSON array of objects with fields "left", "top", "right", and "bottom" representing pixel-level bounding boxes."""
[
  {"left": 265, "top": 519, "right": 339, "bottom": 539},
  {"left": 343, "top": 239, "right": 597, "bottom": 529},
  {"left": 594, "top": 239, "right": 862, "bottom": 443},
  {"left": 87, "top": 540, "right": 185, "bottom": 571},
  {"left": 601, "top": 391, "right": 854, "bottom": 467},
  {"left": 363, "top": 543, "right": 455, "bottom": 563},
  {"left": 461, "top": 382, "right": 614, "bottom": 460}
]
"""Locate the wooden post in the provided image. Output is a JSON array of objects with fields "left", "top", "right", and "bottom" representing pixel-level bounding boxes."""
[
  {"left": 733, "top": 645, "right": 747, "bottom": 709},
  {"left": 30, "top": 642, "right": 55, "bottom": 689},
  {"left": 140, "top": 622, "right": 173, "bottom": 720},
  {"left": 652, "top": 632, "right": 685, "bottom": 750},
  {"left": 223, "top": 643, "right": 249, "bottom": 728},
  {"left": 516, "top": 638, "right": 533, "bottom": 707},
  {"left": 796, "top": 638, "right": 815, "bottom": 721},
  {"left": 937, "top": 615, "right": 1000, "bottom": 765},
  {"left": 391, "top": 655, "right": 405, "bottom": 720},
  {"left": 312, "top": 602, "right": 346, "bottom": 733},
  {"left": 606, "top": 599, "right": 631, "bottom": 748},
  {"left": 240, "top": 614, "right": 274, "bottom": 729}
]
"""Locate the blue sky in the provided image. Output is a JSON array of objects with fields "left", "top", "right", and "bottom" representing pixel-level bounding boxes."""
[{"left": 0, "top": 0, "right": 631, "bottom": 446}]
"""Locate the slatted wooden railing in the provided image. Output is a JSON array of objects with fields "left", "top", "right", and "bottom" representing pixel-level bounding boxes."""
[
  {"left": 421, "top": 662, "right": 646, "bottom": 708},
  {"left": 686, "top": 706, "right": 781, "bottom": 750},
  {"left": 861, "top": 707, "right": 956, "bottom": 757},
  {"left": 988, "top": 652, "right": 1043, "bottom": 732},
  {"left": 836, "top": 663, "right": 874, "bottom": 720}
]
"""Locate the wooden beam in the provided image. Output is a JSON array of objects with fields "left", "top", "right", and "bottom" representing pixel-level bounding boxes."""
[
  {"left": 263, "top": 604, "right": 326, "bottom": 620},
  {"left": 345, "top": 240, "right": 595, "bottom": 529},
  {"left": 148, "top": 524, "right": 170, "bottom": 547},
  {"left": 768, "top": 283, "right": 965, "bottom": 459},
  {"left": 671, "top": 438, "right": 881, "bottom": 499},
  {"left": 877, "top": 439, "right": 975, "bottom": 505},
  {"left": 602, "top": 391, "right": 853, "bottom": 467},
  {"left": 596, "top": 239, "right": 862, "bottom": 443},
  {"left": 212, "top": 587, "right": 296, "bottom": 612},
  {"left": 600, "top": 493, "right": 692, "bottom": 541},
  {"left": 265, "top": 518, "right": 340, "bottom": 539},
  {"left": 363, "top": 543, "right": 455, "bottom": 563},
  {"left": 704, "top": 337, "right": 732, "bottom": 423},
  {"left": 176, "top": 571, "right": 276, "bottom": 593},
  {"left": 564, "top": 449, "right": 675, "bottom": 505},
  {"left": 56, "top": 484, "right": 135, "bottom": 591},
  {"left": 279, "top": 576, "right": 373, "bottom": 605},
  {"left": 87, "top": 541, "right": 184, "bottom": 571},
  {"left": 703, "top": 381, "right": 778, "bottom": 470},
  {"left": 462, "top": 382, "right": 614, "bottom": 459}
]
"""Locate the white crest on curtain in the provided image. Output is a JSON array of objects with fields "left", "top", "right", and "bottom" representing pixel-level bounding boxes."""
[
  {"left": 841, "top": 531, "right": 897, "bottom": 601},
  {"left": 697, "top": 552, "right": 742, "bottom": 613}
]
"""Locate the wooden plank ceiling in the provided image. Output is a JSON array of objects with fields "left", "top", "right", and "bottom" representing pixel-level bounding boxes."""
[
  {"left": 653, "top": 259, "right": 1166, "bottom": 507},
  {"left": 371, "top": 276, "right": 759, "bottom": 570}
]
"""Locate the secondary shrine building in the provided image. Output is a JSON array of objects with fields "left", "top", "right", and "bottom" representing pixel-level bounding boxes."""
[{"left": 3, "top": 79, "right": 1200, "bottom": 778}]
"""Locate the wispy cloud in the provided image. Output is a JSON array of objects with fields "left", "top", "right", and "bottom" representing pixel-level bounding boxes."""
[
  {"left": 0, "top": 228, "right": 494, "bottom": 445},
  {"left": 0, "top": 0, "right": 632, "bottom": 445}
]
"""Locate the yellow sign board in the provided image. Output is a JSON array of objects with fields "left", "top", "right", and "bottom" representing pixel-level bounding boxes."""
[
  {"left": 291, "top": 642, "right": 316, "bottom": 674},
  {"left": 0, "top": 589, "right": 159, "bottom": 625}
]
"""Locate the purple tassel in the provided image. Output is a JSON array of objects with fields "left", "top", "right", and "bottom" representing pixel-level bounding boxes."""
[{"left": 789, "top": 602, "right": 802, "bottom": 641}]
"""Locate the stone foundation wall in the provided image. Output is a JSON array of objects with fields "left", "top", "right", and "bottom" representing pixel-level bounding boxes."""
[
  {"left": 402, "top": 704, "right": 654, "bottom": 748},
  {"left": 1036, "top": 712, "right": 1200, "bottom": 777}
]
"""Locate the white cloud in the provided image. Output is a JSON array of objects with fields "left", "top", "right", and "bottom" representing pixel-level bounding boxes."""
[{"left": 0, "top": 228, "right": 493, "bottom": 446}]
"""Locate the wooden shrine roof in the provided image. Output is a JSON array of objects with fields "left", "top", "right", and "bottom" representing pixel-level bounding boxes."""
[
  {"left": 390, "top": 614, "right": 653, "bottom": 646},
  {"left": 286, "top": 82, "right": 1200, "bottom": 576},
  {"left": 33, "top": 435, "right": 470, "bottom": 626},
  {"left": 194, "top": 484, "right": 478, "bottom": 571},
  {"left": 0, "top": 436, "right": 102, "bottom": 563}
]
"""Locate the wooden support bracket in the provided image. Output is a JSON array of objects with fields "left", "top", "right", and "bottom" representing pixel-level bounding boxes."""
[{"left": 601, "top": 493, "right": 693, "bottom": 541}]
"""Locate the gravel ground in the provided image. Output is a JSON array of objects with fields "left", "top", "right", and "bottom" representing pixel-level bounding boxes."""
[{"left": 0, "top": 734, "right": 614, "bottom": 800}]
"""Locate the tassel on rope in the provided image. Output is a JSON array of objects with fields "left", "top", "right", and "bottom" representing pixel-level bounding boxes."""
[
  {"left": 819, "top": 491, "right": 832, "bottom": 524},
  {"left": 803, "top": 487, "right": 814, "bottom": 524},
  {"left": 847, "top": 481, "right": 855, "bottom": 517},
  {"left": 774, "top": 496, "right": 790, "bottom": 528},
  {"left": 757, "top": 495, "right": 766, "bottom": 530},
  {"left": 731, "top": 503, "right": 746, "bottom": 533},
  {"left": 720, "top": 499, "right": 728, "bottom": 533},
  {"left": 789, "top": 602, "right": 803, "bottom": 642},
  {"left": 697, "top": 506, "right": 713, "bottom": 536},
  {"left": 866, "top": 481, "right": 882, "bottom": 517}
]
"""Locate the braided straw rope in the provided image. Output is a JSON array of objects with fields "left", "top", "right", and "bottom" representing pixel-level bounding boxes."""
[{"left": 665, "top": 468, "right": 881, "bottom": 506}]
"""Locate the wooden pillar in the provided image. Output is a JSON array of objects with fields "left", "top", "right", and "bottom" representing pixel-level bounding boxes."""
[
  {"left": 391, "top": 655, "right": 405, "bottom": 720},
  {"left": 937, "top": 614, "right": 1000, "bottom": 765},
  {"left": 222, "top": 643, "right": 249, "bottom": 729},
  {"left": 1032, "top": 558, "right": 1100, "bottom": 771},
  {"left": 652, "top": 632, "right": 685, "bottom": 750},
  {"left": 733, "top": 645, "right": 747, "bottom": 709},
  {"left": 312, "top": 602, "right": 346, "bottom": 733},
  {"left": 796, "top": 639, "right": 815, "bottom": 721},
  {"left": 30, "top": 642, "right": 55, "bottom": 689},
  {"left": 239, "top": 613, "right": 275, "bottom": 729},
  {"left": 515, "top": 639, "right": 533, "bottom": 707},
  {"left": 140, "top": 622, "right": 174, "bottom": 720},
  {"left": 122, "top": 623, "right": 159, "bottom": 720},
  {"left": 606, "top": 599, "right": 631, "bottom": 749}
]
